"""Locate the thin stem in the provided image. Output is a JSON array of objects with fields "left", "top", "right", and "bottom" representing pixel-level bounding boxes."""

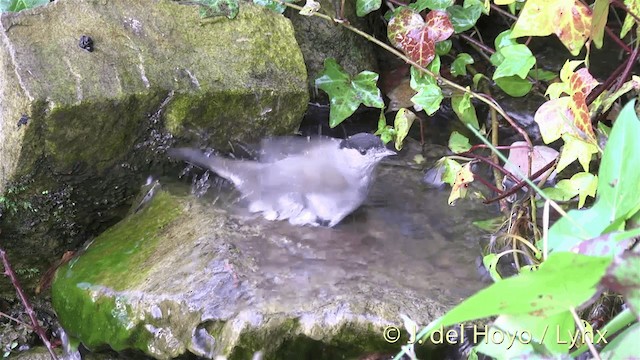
[
  {"left": 615, "top": 40, "right": 640, "bottom": 90},
  {"left": 570, "top": 307, "right": 602, "bottom": 360},
  {"left": 459, "top": 33, "right": 495, "bottom": 55},
  {"left": 490, "top": 3, "right": 518, "bottom": 21},
  {"left": 0, "top": 249, "right": 58, "bottom": 360},
  {"left": 605, "top": 26, "right": 632, "bottom": 54},
  {"left": 611, "top": 0, "right": 640, "bottom": 24}
]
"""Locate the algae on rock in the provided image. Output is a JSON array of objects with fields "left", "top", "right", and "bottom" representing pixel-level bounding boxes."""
[{"left": 0, "top": 0, "right": 308, "bottom": 296}]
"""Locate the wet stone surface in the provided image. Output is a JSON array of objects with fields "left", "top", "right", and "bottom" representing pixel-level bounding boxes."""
[{"left": 51, "top": 151, "right": 494, "bottom": 359}]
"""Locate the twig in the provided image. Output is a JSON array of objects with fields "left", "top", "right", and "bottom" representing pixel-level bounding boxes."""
[
  {"left": 611, "top": 0, "right": 640, "bottom": 24},
  {"left": 490, "top": 3, "right": 518, "bottom": 21},
  {"left": 458, "top": 33, "right": 495, "bottom": 55},
  {"left": 483, "top": 159, "right": 556, "bottom": 204},
  {"left": 605, "top": 26, "right": 632, "bottom": 54},
  {"left": 570, "top": 307, "right": 602, "bottom": 360},
  {"left": 0, "top": 249, "right": 58, "bottom": 360},
  {"left": 615, "top": 41, "right": 640, "bottom": 90},
  {"left": 0, "top": 310, "right": 33, "bottom": 329},
  {"left": 586, "top": 55, "right": 629, "bottom": 105}
]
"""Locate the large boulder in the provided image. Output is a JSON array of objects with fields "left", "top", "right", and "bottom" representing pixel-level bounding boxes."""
[
  {"left": 51, "top": 159, "right": 486, "bottom": 359},
  {"left": 0, "top": 0, "right": 307, "bottom": 295}
]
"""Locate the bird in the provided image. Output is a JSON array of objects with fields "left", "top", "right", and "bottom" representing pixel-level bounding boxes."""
[{"left": 167, "top": 133, "right": 395, "bottom": 227}]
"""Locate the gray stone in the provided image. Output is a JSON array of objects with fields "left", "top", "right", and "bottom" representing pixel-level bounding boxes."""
[
  {"left": 0, "top": 0, "right": 308, "bottom": 295},
  {"left": 52, "top": 158, "right": 487, "bottom": 359}
]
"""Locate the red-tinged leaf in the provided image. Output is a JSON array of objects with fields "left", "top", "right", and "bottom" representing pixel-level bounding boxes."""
[
  {"left": 535, "top": 97, "right": 574, "bottom": 144},
  {"left": 568, "top": 68, "right": 599, "bottom": 140},
  {"left": 570, "top": 68, "right": 599, "bottom": 95},
  {"left": 425, "top": 9, "right": 454, "bottom": 42},
  {"left": 388, "top": 7, "right": 451, "bottom": 67},
  {"left": 511, "top": 0, "right": 592, "bottom": 56},
  {"left": 569, "top": 91, "right": 596, "bottom": 140},
  {"left": 405, "top": 28, "right": 436, "bottom": 67},
  {"left": 388, "top": 7, "right": 424, "bottom": 48},
  {"left": 448, "top": 162, "right": 474, "bottom": 205}
]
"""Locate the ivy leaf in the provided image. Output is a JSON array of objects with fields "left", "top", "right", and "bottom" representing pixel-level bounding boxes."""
[
  {"left": 535, "top": 62, "right": 599, "bottom": 143},
  {"left": 492, "top": 44, "right": 536, "bottom": 80},
  {"left": 253, "top": 0, "right": 287, "bottom": 13},
  {"left": 592, "top": 0, "right": 609, "bottom": 48},
  {"left": 186, "top": 0, "right": 240, "bottom": 19},
  {"left": 494, "top": 29, "right": 518, "bottom": 49},
  {"left": 528, "top": 69, "right": 557, "bottom": 81},
  {"left": 356, "top": 0, "right": 382, "bottom": 16},
  {"left": 451, "top": 53, "right": 474, "bottom": 77},
  {"left": 410, "top": 61, "right": 443, "bottom": 115},
  {"left": 446, "top": 0, "right": 483, "bottom": 33},
  {"left": 410, "top": 0, "right": 454, "bottom": 11},
  {"left": 375, "top": 110, "right": 395, "bottom": 144},
  {"left": 0, "top": 0, "right": 48, "bottom": 12},
  {"left": 441, "top": 157, "right": 462, "bottom": 185},
  {"left": 299, "top": 0, "right": 321, "bottom": 16},
  {"left": 620, "top": 0, "right": 640, "bottom": 38},
  {"left": 448, "top": 162, "right": 474, "bottom": 205},
  {"left": 510, "top": 0, "right": 592, "bottom": 56},
  {"left": 315, "top": 58, "right": 384, "bottom": 128},
  {"left": 451, "top": 91, "right": 479, "bottom": 129},
  {"left": 543, "top": 172, "right": 598, "bottom": 208},
  {"left": 435, "top": 40, "right": 452, "bottom": 55},
  {"left": 557, "top": 134, "right": 598, "bottom": 173},
  {"left": 448, "top": 131, "right": 472, "bottom": 153},
  {"left": 394, "top": 108, "right": 417, "bottom": 150},
  {"left": 495, "top": 76, "right": 533, "bottom": 97}
]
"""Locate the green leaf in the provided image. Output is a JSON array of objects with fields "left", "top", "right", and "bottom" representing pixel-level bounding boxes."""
[
  {"left": 528, "top": 69, "right": 557, "bottom": 81},
  {"left": 600, "top": 323, "right": 640, "bottom": 360},
  {"left": 394, "top": 109, "right": 417, "bottom": 150},
  {"left": 415, "top": 253, "right": 612, "bottom": 343},
  {"left": 315, "top": 58, "right": 384, "bottom": 128},
  {"left": 0, "top": 0, "right": 48, "bottom": 12},
  {"left": 410, "top": 61, "right": 443, "bottom": 115},
  {"left": 253, "top": 0, "right": 286, "bottom": 13},
  {"left": 543, "top": 172, "right": 597, "bottom": 208},
  {"left": 492, "top": 44, "right": 536, "bottom": 80},
  {"left": 188, "top": 0, "right": 239, "bottom": 19},
  {"left": 450, "top": 53, "right": 474, "bottom": 77},
  {"left": 473, "top": 216, "right": 505, "bottom": 232},
  {"left": 557, "top": 134, "right": 598, "bottom": 173},
  {"left": 441, "top": 158, "right": 462, "bottom": 185},
  {"left": 494, "top": 29, "right": 518, "bottom": 49},
  {"left": 547, "top": 100, "right": 640, "bottom": 253},
  {"left": 595, "top": 99, "right": 640, "bottom": 227},
  {"left": 451, "top": 92, "right": 479, "bottom": 129},
  {"left": 448, "top": 131, "right": 471, "bottom": 153},
  {"left": 375, "top": 110, "right": 394, "bottom": 144},
  {"left": 411, "top": 85, "right": 443, "bottom": 115},
  {"left": 602, "top": 252, "right": 640, "bottom": 319},
  {"left": 495, "top": 76, "right": 533, "bottom": 97},
  {"left": 435, "top": 40, "right": 452, "bottom": 55},
  {"left": 411, "top": 0, "right": 454, "bottom": 11},
  {"left": 356, "top": 0, "right": 382, "bottom": 16},
  {"left": 446, "top": 3, "right": 483, "bottom": 33}
]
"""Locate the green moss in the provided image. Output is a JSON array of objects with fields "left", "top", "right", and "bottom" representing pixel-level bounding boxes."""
[{"left": 51, "top": 191, "right": 183, "bottom": 350}]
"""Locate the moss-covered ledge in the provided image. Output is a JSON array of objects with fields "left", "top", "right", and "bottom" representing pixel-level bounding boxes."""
[{"left": 0, "top": 0, "right": 307, "bottom": 296}]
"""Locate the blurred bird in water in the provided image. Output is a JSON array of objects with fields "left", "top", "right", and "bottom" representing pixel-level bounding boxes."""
[{"left": 168, "top": 133, "right": 395, "bottom": 227}]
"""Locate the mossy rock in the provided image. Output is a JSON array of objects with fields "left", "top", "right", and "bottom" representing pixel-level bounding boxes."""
[{"left": 0, "top": 0, "right": 308, "bottom": 297}]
